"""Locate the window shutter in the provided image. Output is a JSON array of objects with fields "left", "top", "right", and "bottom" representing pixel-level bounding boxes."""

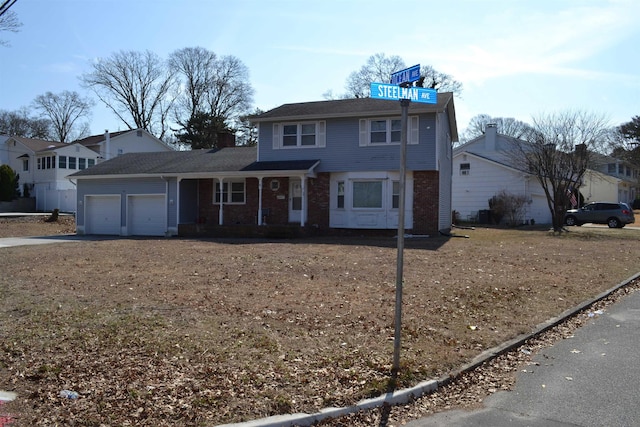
[
  {"left": 317, "top": 121, "right": 326, "bottom": 147},
  {"left": 359, "top": 119, "right": 368, "bottom": 146},
  {"left": 272, "top": 124, "right": 280, "bottom": 149},
  {"left": 409, "top": 116, "right": 419, "bottom": 144}
]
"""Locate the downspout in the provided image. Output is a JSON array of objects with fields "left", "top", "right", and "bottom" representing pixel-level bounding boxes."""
[
  {"left": 160, "top": 175, "right": 169, "bottom": 236},
  {"left": 104, "top": 130, "right": 110, "bottom": 160}
]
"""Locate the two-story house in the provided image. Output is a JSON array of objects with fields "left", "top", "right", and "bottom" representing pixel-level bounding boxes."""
[
  {"left": 582, "top": 153, "right": 639, "bottom": 205},
  {"left": 69, "top": 96, "right": 457, "bottom": 237},
  {"left": 75, "top": 128, "right": 174, "bottom": 161},
  {"left": 0, "top": 129, "right": 174, "bottom": 213},
  {"left": 1, "top": 136, "right": 100, "bottom": 212}
]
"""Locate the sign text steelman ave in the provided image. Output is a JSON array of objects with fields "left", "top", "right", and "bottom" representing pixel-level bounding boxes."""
[
  {"left": 370, "top": 82, "right": 437, "bottom": 104},
  {"left": 390, "top": 64, "right": 421, "bottom": 85}
]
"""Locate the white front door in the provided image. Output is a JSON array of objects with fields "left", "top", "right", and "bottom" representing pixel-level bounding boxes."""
[{"left": 289, "top": 179, "right": 302, "bottom": 223}]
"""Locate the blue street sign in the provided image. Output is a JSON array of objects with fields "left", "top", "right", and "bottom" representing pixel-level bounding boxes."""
[
  {"left": 370, "top": 82, "right": 437, "bottom": 104},
  {"left": 390, "top": 64, "right": 421, "bottom": 85}
]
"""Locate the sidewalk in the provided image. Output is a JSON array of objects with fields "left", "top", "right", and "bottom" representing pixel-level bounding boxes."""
[{"left": 406, "top": 289, "right": 640, "bottom": 427}]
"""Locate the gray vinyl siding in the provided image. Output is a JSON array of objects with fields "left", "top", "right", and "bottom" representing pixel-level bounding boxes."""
[
  {"left": 76, "top": 177, "right": 176, "bottom": 229},
  {"left": 436, "top": 110, "right": 453, "bottom": 231},
  {"left": 258, "top": 115, "right": 438, "bottom": 172}
]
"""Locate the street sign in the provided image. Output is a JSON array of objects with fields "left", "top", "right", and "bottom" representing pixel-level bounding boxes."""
[
  {"left": 390, "top": 64, "right": 421, "bottom": 85},
  {"left": 370, "top": 82, "right": 437, "bottom": 104}
]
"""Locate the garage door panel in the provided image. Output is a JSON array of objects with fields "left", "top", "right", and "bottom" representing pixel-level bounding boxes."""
[
  {"left": 128, "top": 195, "right": 166, "bottom": 236},
  {"left": 86, "top": 195, "right": 121, "bottom": 235}
]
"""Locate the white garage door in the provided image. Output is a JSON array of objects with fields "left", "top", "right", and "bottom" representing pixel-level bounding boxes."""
[
  {"left": 86, "top": 195, "right": 121, "bottom": 235},
  {"left": 128, "top": 195, "right": 166, "bottom": 236}
]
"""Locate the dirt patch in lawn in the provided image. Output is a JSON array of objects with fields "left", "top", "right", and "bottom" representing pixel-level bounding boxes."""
[{"left": 1, "top": 218, "right": 639, "bottom": 426}]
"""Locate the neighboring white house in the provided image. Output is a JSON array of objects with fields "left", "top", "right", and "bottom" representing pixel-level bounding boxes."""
[
  {"left": 0, "top": 129, "right": 175, "bottom": 212},
  {"left": 0, "top": 134, "right": 10, "bottom": 164},
  {"left": 1, "top": 136, "right": 99, "bottom": 212},
  {"left": 75, "top": 129, "right": 174, "bottom": 162},
  {"left": 583, "top": 153, "right": 639, "bottom": 206},
  {"left": 453, "top": 124, "right": 552, "bottom": 224},
  {"left": 453, "top": 125, "right": 640, "bottom": 225}
]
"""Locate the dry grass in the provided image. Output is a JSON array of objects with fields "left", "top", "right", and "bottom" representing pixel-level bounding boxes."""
[{"left": 1, "top": 216, "right": 639, "bottom": 425}]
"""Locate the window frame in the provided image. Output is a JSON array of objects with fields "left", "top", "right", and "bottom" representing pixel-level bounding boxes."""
[
  {"left": 214, "top": 179, "right": 246, "bottom": 205},
  {"left": 337, "top": 181, "right": 345, "bottom": 209},
  {"left": 352, "top": 180, "right": 383, "bottom": 209},
  {"left": 360, "top": 116, "right": 419, "bottom": 146},
  {"left": 273, "top": 121, "right": 326, "bottom": 149},
  {"left": 391, "top": 181, "right": 400, "bottom": 209},
  {"left": 369, "top": 118, "right": 402, "bottom": 145}
]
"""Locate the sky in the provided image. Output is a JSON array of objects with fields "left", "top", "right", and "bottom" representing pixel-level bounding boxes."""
[{"left": 1, "top": 0, "right": 639, "bottom": 139}]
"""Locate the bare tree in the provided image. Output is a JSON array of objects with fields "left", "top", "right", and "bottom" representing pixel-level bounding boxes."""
[
  {"left": 0, "top": 0, "right": 21, "bottom": 46},
  {"left": 344, "top": 53, "right": 406, "bottom": 98},
  {"left": 342, "top": 53, "right": 463, "bottom": 98},
  {"left": 0, "top": 108, "right": 51, "bottom": 139},
  {"left": 81, "top": 50, "right": 177, "bottom": 139},
  {"left": 416, "top": 64, "right": 463, "bottom": 94},
  {"left": 169, "top": 47, "right": 254, "bottom": 148},
  {"left": 206, "top": 55, "right": 253, "bottom": 122},
  {"left": 168, "top": 47, "right": 217, "bottom": 123},
  {"left": 508, "top": 110, "right": 610, "bottom": 232},
  {"left": 32, "top": 91, "right": 93, "bottom": 142},
  {"left": 460, "top": 114, "right": 532, "bottom": 144}
]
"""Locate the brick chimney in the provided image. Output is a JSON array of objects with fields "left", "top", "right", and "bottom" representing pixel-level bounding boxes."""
[
  {"left": 485, "top": 123, "right": 497, "bottom": 151},
  {"left": 217, "top": 132, "right": 236, "bottom": 148}
]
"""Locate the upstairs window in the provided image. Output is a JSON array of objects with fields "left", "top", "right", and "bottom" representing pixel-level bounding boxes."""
[
  {"left": 360, "top": 116, "right": 419, "bottom": 146},
  {"left": 68, "top": 156, "right": 77, "bottom": 169},
  {"left": 58, "top": 156, "right": 67, "bottom": 169},
  {"left": 370, "top": 119, "right": 402, "bottom": 144},
  {"left": 79, "top": 158, "right": 87, "bottom": 170},
  {"left": 273, "top": 121, "right": 326, "bottom": 149},
  {"left": 460, "top": 163, "right": 470, "bottom": 176}
]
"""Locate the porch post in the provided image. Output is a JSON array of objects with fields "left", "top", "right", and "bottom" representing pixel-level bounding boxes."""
[
  {"left": 257, "top": 177, "right": 263, "bottom": 226},
  {"left": 218, "top": 177, "right": 224, "bottom": 225},
  {"left": 300, "top": 176, "right": 307, "bottom": 227}
]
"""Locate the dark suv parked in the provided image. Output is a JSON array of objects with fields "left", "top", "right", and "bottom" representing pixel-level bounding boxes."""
[{"left": 564, "top": 202, "right": 635, "bottom": 228}]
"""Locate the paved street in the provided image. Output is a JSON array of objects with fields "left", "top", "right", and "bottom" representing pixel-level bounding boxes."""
[{"left": 406, "top": 289, "right": 640, "bottom": 427}]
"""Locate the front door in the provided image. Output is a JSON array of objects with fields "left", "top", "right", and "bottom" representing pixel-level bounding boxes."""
[{"left": 289, "top": 179, "right": 302, "bottom": 223}]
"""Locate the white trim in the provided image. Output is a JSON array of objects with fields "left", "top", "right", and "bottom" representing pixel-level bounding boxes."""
[
  {"left": 214, "top": 178, "right": 246, "bottom": 205},
  {"left": 360, "top": 116, "right": 419, "bottom": 146},
  {"left": 329, "top": 171, "right": 413, "bottom": 229},
  {"left": 273, "top": 121, "right": 325, "bottom": 149}
]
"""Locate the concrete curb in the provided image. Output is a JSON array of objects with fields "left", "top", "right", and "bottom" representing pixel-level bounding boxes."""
[{"left": 217, "top": 271, "right": 640, "bottom": 427}]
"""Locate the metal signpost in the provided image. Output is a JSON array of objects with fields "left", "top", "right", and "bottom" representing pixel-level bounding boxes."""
[{"left": 369, "top": 65, "right": 437, "bottom": 375}]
